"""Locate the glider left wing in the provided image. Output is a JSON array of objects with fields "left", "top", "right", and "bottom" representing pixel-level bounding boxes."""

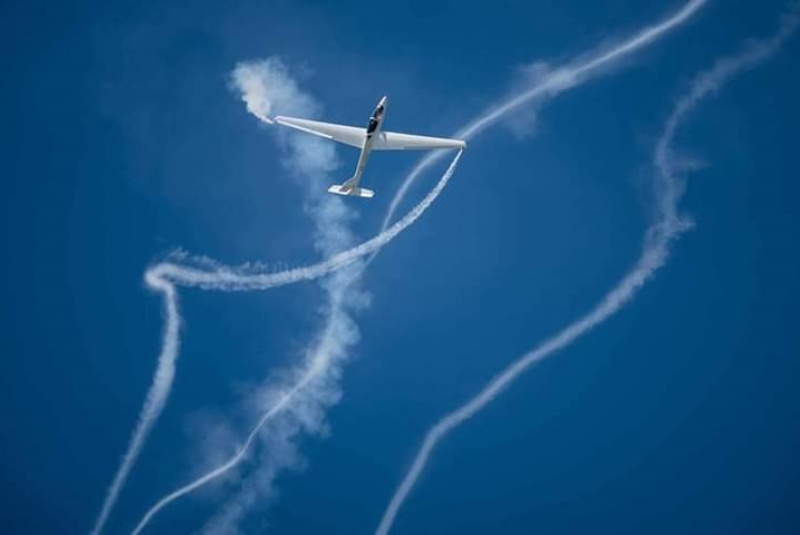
[{"left": 274, "top": 116, "right": 366, "bottom": 149}]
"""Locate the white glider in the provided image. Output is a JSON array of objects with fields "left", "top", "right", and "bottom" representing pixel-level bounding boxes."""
[{"left": 274, "top": 96, "right": 466, "bottom": 198}]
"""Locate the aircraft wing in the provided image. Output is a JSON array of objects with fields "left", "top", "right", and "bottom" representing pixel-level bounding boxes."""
[
  {"left": 274, "top": 116, "right": 366, "bottom": 149},
  {"left": 373, "top": 131, "right": 466, "bottom": 151}
]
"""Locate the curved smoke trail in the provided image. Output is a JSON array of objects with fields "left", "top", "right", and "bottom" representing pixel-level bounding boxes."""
[
  {"left": 146, "top": 148, "right": 464, "bottom": 292},
  {"left": 130, "top": 337, "right": 321, "bottom": 535},
  {"left": 375, "top": 7, "right": 800, "bottom": 535},
  {"left": 124, "top": 0, "right": 711, "bottom": 532},
  {"left": 380, "top": 0, "right": 708, "bottom": 232},
  {"left": 90, "top": 277, "right": 180, "bottom": 535}
]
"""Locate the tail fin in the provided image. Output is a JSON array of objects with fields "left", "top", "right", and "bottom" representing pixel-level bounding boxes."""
[{"left": 328, "top": 184, "right": 375, "bottom": 198}]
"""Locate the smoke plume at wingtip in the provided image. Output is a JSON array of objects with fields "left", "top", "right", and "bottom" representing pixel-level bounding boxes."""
[{"left": 229, "top": 58, "right": 318, "bottom": 124}]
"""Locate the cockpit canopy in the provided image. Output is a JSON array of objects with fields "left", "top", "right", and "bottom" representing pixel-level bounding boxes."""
[{"left": 367, "top": 117, "right": 380, "bottom": 134}]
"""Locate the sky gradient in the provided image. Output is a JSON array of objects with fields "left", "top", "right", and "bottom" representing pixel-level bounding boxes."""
[{"left": 2, "top": 0, "right": 800, "bottom": 533}]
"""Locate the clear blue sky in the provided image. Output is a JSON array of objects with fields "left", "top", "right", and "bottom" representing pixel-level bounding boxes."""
[{"left": 2, "top": 0, "right": 800, "bottom": 533}]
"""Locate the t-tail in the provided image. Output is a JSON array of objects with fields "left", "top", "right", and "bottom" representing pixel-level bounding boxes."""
[{"left": 328, "top": 176, "right": 375, "bottom": 198}]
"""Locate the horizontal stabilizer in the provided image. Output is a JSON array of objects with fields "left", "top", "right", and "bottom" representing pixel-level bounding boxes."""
[{"left": 328, "top": 185, "right": 375, "bottom": 198}]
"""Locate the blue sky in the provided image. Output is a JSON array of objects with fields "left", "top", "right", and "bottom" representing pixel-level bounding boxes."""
[{"left": 2, "top": 0, "right": 800, "bottom": 533}]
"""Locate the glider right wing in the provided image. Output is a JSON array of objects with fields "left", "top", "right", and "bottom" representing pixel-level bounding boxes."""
[
  {"left": 274, "top": 116, "right": 366, "bottom": 149},
  {"left": 373, "top": 131, "right": 466, "bottom": 150}
]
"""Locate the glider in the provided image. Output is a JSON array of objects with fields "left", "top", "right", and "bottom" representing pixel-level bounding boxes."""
[{"left": 274, "top": 96, "right": 466, "bottom": 198}]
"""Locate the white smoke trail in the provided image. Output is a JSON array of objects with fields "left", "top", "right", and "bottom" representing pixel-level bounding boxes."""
[
  {"left": 191, "top": 87, "right": 369, "bottom": 533},
  {"left": 145, "top": 149, "right": 462, "bottom": 292},
  {"left": 229, "top": 59, "right": 316, "bottom": 124},
  {"left": 375, "top": 7, "right": 800, "bottom": 535},
  {"left": 90, "top": 275, "right": 181, "bottom": 535},
  {"left": 130, "top": 363, "right": 312, "bottom": 535},
  {"left": 198, "top": 287, "right": 356, "bottom": 534},
  {"left": 379, "top": 0, "right": 709, "bottom": 233}
]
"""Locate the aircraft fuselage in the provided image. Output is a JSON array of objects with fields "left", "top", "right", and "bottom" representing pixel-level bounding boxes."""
[{"left": 344, "top": 96, "right": 388, "bottom": 190}]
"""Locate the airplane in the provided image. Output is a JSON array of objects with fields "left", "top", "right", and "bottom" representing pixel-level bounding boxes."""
[{"left": 274, "top": 96, "right": 466, "bottom": 198}]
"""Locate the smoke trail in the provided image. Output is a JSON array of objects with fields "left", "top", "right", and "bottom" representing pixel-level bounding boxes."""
[
  {"left": 229, "top": 59, "right": 316, "bottom": 124},
  {"left": 197, "top": 286, "right": 357, "bottom": 534},
  {"left": 130, "top": 360, "right": 313, "bottom": 535},
  {"left": 192, "top": 87, "right": 364, "bottom": 532},
  {"left": 145, "top": 149, "right": 463, "bottom": 292},
  {"left": 375, "top": 7, "right": 800, "bottom": 535},
  {"left": 379, "top": 0, "right": 708, "bottom": 234},
  {"left": 90, "top": 275, "right": 181, "bottom": 535}
]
